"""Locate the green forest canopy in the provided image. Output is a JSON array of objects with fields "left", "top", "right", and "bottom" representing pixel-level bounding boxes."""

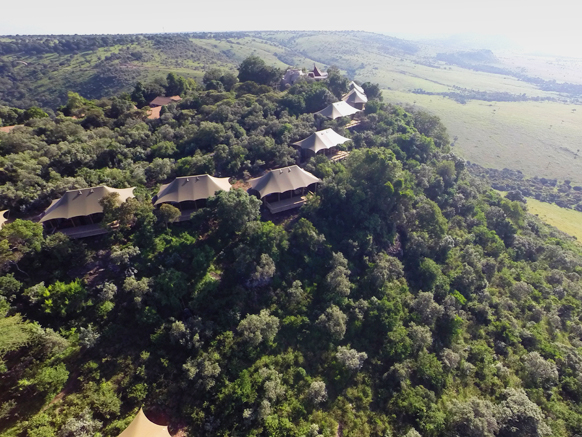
[{"left": 1, "top": 58, "right": 582, "bottom": 437}]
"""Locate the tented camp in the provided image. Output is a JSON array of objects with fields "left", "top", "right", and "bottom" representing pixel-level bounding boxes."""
[
  {"left": 249, "top": 165, "right": 321, "bottom": 214},
  {"left": 292, "top": 128, "right": 351, "bottom": 160},
  {"left": 154, "top": 174, "right": 231, "bottom": 220},
  {"left": 349, "top": 81, "right": 365, "bottom": 94},
  {"left": 0, "top": 210, "right": 8, "bottom": 229},
  {"left": 308, "top": 64, "right": 328, "bottom": 81},
  {"left": 342, "top": 88, "right": 368, "bottom": 110},
  {"left": 40, "top": 186, "right": 135, "bottom": 238},
  {"left": 315, "top": 101, "right": 361, "bottom": 120},
  {"left": 118, "top": 408, "right": 171, "bottom": 437}
]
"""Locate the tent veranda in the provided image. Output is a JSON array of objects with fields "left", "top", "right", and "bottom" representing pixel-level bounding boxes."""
[
  {"left": 154, "top": 174, "right": 231, "bottom": 205},
  {"left": 118, "top": 408, "right": 171, "bottom": 437},
  {"left": 314, "top": 101, "right": 361, "bottom": 120},
  {"left": 40, "top": 186, "right": 135, "bottom": 223},
  {"left": 249, "top": 165, "right": 321, "bottom": 198},
  {"left": 292, "top": 128, "right": 351, "bottom": 155}
]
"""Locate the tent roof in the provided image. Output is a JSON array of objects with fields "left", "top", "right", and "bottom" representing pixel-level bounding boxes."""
[
  {"left": 249, "top": 165, "right": 321, "bottom": 198},
  {"left": 155, "top": 174, "right": 231, "bottom": 205},
  {"left": 0, "top": 210, "right": 8, "bottom": 229},
  {"left": 40, "top": 186, "right": 135, "bottom": 223},
  {"left": 118, "top": 408, "right": 171, "bottom": 437},
  {"left": 292, "top": 128, "right": 351, "bottom": 154},
  {"left": 349, "top": 81, "right": 365, "bottom": 94},
  {"left": 342, "top": 88, "right": 368, "bottom": 104},
  {"left": 315, "top": 101, "right": 361, "bottom": 119}
]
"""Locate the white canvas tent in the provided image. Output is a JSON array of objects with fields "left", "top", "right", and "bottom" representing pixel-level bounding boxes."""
[
  {"left": 315, "top": 101, "right": 361, "bottom": 120},
  {"left": 40, "top": 186, "right": 135, "bottom": 223},
  {"left": 249, "top": 165, "right": 321, "bottom": 198},
  {"left": 349, "top": 81, "right": 365, "bottom": 94},
  {"left": 154, "top": 175, "right": 231, "bottom": 205},
  {"left": 292, "top": 128, "right": 351, "bottom": 154},
  {"left": 342, "top": 88, "right": 368, "bottom": 106},
  {"left": 0, "top": 210, "right": 8, "bottom": 229},
  {"left": 118, "top": 408, "right": 171, "bottom": 437}
]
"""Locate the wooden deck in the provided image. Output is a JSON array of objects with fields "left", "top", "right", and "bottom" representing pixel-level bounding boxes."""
[
  {"left": 345, "top": 120, "right": 361, "bottom": 129},
  {"left": 265, "top": 196, "right": 307, "bottom": 214},
  {"left": 330, "top": 151, "right": 350, "bottom": 162},
  {"left": 55, "top": 224, "right": 110, "bottom": 239}
]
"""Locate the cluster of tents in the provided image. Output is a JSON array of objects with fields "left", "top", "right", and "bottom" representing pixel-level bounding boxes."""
[
  {"left": 17, "top": 164, "right": 322, "bottom": 236},
  {"left": 1, "top": 79, "right": 368, "bottom": 236}
]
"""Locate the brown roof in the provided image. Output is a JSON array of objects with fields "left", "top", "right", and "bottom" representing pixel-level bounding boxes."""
[
  {"left": 249, "top": 165, "right": 321, "bottom": 198},
  {"left": 0, "top": 125, "right": 23, "bottom": 133},
  {"left": 155, "top": 175, "right": 231, "bottom": 205},
  {"left": 149, "top": 96, "right": 182, "bottom": 107},
  {"left": 313, "top": 65, "right": 323, "bottom": 77}
]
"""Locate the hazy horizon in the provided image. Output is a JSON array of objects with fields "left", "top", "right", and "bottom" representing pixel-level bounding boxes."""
[{"left": 2, "top": 0, "right": 581, "bottom": 58}]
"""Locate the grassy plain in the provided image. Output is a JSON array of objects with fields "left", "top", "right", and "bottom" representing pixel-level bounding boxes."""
[
  {"left": 383, "top": 91, "right": 582, "bottom": 183},
  {"left": 526, "top": 197, "right": 582, "bottom": 242}
]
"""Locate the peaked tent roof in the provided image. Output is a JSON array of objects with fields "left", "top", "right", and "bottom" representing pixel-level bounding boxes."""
[
  {"left": 315, "top": 101, "right": 361, "bottom": 120},
  {"left": 118, "top": 408, "right": 171, "bottom": 437},
  {"left": 342, "top": 88, "right": 368, "bottom": 105},
  {"left": 40, "top": 186, "right": 135, "bottom": 223},
  {"left": 349, "top": 81, "right": 365, "bottom": 94},
  {"left": 249, "top": 165, "right": 321, "bottom": 198},
  {"left": 292, "top": 128, "right": 351, "bottom": 154},
  {"left": 149, "top": 96, "right": 182, "bottom": 107},
  {"left": 0, "top": 210, "right": 8, "bottom": 229},
  {"left": 154, "top": 174, "right": 231, "bottom": 205}
]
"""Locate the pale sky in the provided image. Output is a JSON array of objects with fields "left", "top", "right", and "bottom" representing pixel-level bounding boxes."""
[{"left": 1, "top": 0, "right": 581, "bottom": 57}]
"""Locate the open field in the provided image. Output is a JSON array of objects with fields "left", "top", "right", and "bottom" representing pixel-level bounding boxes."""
[
  {"left": 526, "top": 197, "right": 582, "bottom": 242},
  {"left": 383, "top": 90, "right": 582, "bottom": 184}
]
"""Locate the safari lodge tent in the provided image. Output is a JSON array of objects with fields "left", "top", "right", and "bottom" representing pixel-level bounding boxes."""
[
  {"left": 0, "top": 210, "right": 8, "bottom": 229},
  {"left": 154, "top": 174, "right": 231, "bottom": 219},
  {"left": 349, "top": 81, "right": 365, "bottom": 94},
  {"left": 342, "top": 88, "right": 368, "bottom": 110},
  {"left": 118, "top": 408, "right": 171, "bottom": 437},
  {"left": 292, "top": 128, "right": 351, "bottom": 159},
  {"left": 249, "top": 165, "right": 321, "bottom": 214},
  {"left": 315, "top": 101, "right": 361, "bottom": 120},
  {"left": 40, "top": 186, "right": 135, "bottom": 238}
]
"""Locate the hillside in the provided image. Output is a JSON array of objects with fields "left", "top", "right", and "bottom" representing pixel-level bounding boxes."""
[
  {"left": 2, "top": 31, "right": 582, "bottom": 185},
  {"left": 2, "top": 60, "right": 582, "bottom": 437}
]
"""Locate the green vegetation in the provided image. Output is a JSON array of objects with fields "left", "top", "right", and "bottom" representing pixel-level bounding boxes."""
[{"left": 1, "top": 57, "right": 582, "bottom": 437}]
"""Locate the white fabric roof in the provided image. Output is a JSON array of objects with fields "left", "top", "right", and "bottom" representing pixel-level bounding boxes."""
[
  {"left": 249, "top": 165, "right": 321, "bottom": 198},
  {"left": 40, "top": 186, "right": 135, "bottom": 223},
  {"left": 315, "top": 101, "right": 361, "bottom": 120},
  {"left": 118, "top": 408, "right": 171, "bottom": 437},
  {"left": 155, "top": 175, "right": 231, "bottom": 205},
  {"left": 349, "top": 81, "right": 365, "bottom": 94},
  {"left": 0, "top": 210, "right": 8, "bottom": 229},
  {"left": 342, "top": 88, "right": 368, "bottom": 104},
  {"left": 292, "top": 128, "right": 351, "bottom": 154}
]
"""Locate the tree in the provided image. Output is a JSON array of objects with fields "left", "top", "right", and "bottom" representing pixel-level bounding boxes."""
[
  {"left": 0, "top": 219, "right": 44, "bottom": 272},
  {"left": 497, "top": 388, "right": 551, "bottom": 436},
  {"left": 325, "top": 252, "right": 351, "bottom": 299},
  {"left": 316, "top": 305, "right": 347, "bottom": 341},
  {"left": 158, "top": 203, "right": 180, "bottom": 227},
  {"left": 238, "top": 56, "right": 281, "bottom": 86},
  {"left": 308, "top": 381, "right": 327, "bottom": 404},
  {"left": 447, "top": 398, "right": 499, "bottom": 437},
  {"left": 208, "top": 189, "right": 261, "bottom": 236},
  {"left": 0, "top": 314, "right": 32, "bottom": 356},
  {"left": 336, "top": 346, "right": 367, "bottom": 371},
  {"left": 237, "top": 309, "right": 280, "bottom": 347}
]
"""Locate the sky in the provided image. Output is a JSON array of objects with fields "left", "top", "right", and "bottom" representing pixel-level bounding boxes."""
[{"left": 1, "top": 0, "right": 581, "bottom": 57}]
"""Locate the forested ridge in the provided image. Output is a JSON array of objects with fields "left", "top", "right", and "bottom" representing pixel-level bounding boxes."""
[{"left": 2, "top": 57, "right": 582, "bottom": 437}]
